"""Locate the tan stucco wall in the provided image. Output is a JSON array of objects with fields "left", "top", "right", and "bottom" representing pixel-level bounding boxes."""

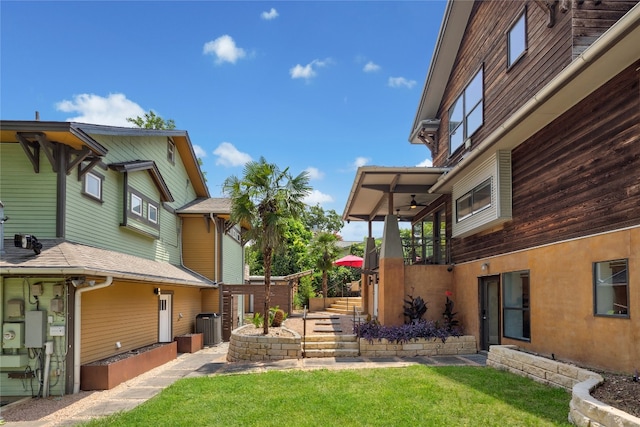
[
  {"left": 378, "top": 257, "right": 405, "bottom": 326},
  {"left": 451, "top": 227, "right": 639, "bottom": 373},
  {"left": 404, "top": 264, "right": 454, "bottom": 324}
]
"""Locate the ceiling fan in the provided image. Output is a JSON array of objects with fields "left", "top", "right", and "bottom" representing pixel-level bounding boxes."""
[{"left": 399, "top": 194, "right": 428, "bottom": 210}]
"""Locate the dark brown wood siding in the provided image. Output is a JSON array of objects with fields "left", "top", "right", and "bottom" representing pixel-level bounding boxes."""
[
  {"left": 452, "top": 62, "right": 640, "bottom": 262},
  {"left": 433, "top": 0, "right": 573, "bottom": 167},
  {"left": 571, "top": 0, "right": 639, "bottom": 58}
]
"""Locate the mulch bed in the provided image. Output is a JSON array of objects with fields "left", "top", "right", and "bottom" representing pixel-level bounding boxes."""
[{"left": 591, "top": 371, "right": 640, "bottom": 418}]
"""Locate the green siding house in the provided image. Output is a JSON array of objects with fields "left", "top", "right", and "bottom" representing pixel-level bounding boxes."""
[{"left": 0, "top": 120, "right": 243, "bottom": 396}]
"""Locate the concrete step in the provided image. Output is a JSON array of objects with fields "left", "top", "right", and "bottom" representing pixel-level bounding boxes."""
[
  {"left": 303, "top": 334, "right": 357, "bottom": 342},
  {"left": 303, "top": 341, "right": 359, "bottom": 350},
  {"left": 304, "top": 348, "right": 360, "bottom": 358},
  {"left": 326, "top": 307, "right": 360, "bottom": 315}
]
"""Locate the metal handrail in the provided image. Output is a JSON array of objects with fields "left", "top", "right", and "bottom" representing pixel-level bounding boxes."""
[{"left": 302, "top": 306, "right": 307, "bottom": 358}]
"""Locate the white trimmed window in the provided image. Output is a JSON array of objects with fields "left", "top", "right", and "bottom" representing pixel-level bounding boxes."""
[
  {"left": 594, "top": 259, "right": 629, "bottom": 317},
  {"left": 456, "top": 179, "right": 492, "bottom": 222},
  {"left": 148, "top": 203, "right": 158, "bottom": 224},
  {"left": 167, "top": 138, "right": 176, "bottom": 164},
  {"left": 508, "top": 9, "right": 527, "bottom": 68},
  {"left": 451, "top": 151, "right": 512, "bottom": 238},
  {"left": 449, "top": 68, "right": 484, "bottom": 154},
  {"left": 131, "top": 193, "right": 143, "bottom": 216},
  {"left": 83, "top": 172, "right": 102, "bottom": 200}
]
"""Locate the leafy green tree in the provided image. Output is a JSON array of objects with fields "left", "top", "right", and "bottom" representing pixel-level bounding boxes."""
[
  {"left": 308, "top": 231, "right": 340, "bottom": 308},
  {"left": 126, "top": 110, "right": 176, "bottom": 129},
  {"left": 223, "top": 157, "right": 311, "bottom": 334},
  {"left": 304, "top": 204, "right": 343, "bottom": 234}
]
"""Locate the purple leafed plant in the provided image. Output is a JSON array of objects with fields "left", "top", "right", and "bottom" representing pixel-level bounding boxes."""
[{"left": 354, "top": 319, "right": 462, "bottom": 344}]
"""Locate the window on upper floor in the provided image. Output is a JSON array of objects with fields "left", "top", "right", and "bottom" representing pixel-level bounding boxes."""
[
  {"left": 449, "top": 67, "right": 484, "bottom": 155},
  {"left": 167, "top": 138, "right": 176, "bottom": 164},
  {"left": 503, "top": 270, "right": 530, "bottom": 342},
  {"left": 456, "top": 178, "right": 491, "bottom": 222},
  {"left": 407, "top": 206, "right": 448, "bottom": 265},
  {"left": 594, "top": 259, "right": 629, "bottom": 317},
  {"left": 508, "top": 8, "right": 527, "bottom": 68},
  {"left": 131, "top": 193, "right": 143, "bottom": 216},
  {"left": 148, "top": 203, "right": 158, "bottom": 224},
  {"left": 83, "top": 171, "right": 103, "bottom": 201}
]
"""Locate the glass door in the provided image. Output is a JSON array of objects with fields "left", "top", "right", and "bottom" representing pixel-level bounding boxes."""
[{"left": 480, "top": 276, "right": 500, "bottom": 351}]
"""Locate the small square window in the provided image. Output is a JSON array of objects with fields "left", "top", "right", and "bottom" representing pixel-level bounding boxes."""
[
  {"left": 594, "top": 259, "right": 629, "bottom": 317},
  {"left": 148, "top": 204, "right": 158, "bottom": 224},
  {"left": 131, "top": 194, "right": 142, "bottom": 216},
  {"left": 167, "top": 138, "right": 176, "bottom": 164},
  {"left": 508, "top": 10, "right": 527, "bottom": 67},
  {"left": 456, "top": 178, "right": 492, "bottom": 222},
  {"left": 83, "top": 172, "right": 102, "bottom": 200}
]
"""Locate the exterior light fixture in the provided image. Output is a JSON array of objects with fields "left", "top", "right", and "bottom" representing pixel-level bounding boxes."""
[{"left": 14, "top": 234, "right": 42, "bottom": 255}]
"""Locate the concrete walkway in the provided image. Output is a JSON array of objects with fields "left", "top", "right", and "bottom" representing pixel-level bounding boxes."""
[{"left": 4, "top": 342, "right": 486, "bottom": 426}]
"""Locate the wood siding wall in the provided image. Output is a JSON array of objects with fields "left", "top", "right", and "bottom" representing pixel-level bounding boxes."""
[
  {"left": 432, "top": 0, "right": 573, "bottom": 167},
  {"left": 571, "top": 0, "right": 639, "bottom": 58},
  {"left": 81, "top": 281, "right": 204, "bottom": 364},
  {"left": 453, "top": 62, "right": 640, "bottom": 262},
  {"left": 181, "top": 216, "right": 216, "bottom": 280},
  {"left": 0, "top": 143, "right": 58, "bottom": 237}
]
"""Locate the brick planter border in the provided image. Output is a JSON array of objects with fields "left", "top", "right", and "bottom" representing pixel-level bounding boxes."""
[
  {"left": 228, "top": 325, "right": 301, "bottom": 362},
  {"left": 487, "top": 345, "right": 640, "bottom": 427},
  {"left": 359, "top": 335, "right": 477, "bottom": 357},
  {"left": 80, "top": 341, "right": 177, "bottom": 390}
]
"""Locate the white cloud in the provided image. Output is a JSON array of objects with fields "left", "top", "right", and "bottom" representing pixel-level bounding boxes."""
[
  {"left": 261, "top": 8, "right": 278, "bottom": 20},
  {"left": 353, "top": 156, "right": 370, "bottom": 169},
  {"left": 304, "top": 166, "right": 324, "bottom": 180},
  {"left": 213, "top": 142, "right": 252, "bottom": 167},
  {"left": 193, "top": 144, "right": 206, "bottom": 159},
  {"left": 290, "top": 58, "right": 332, "bottom": 80},
  {"left": 388, "top": 76, "right": 417, "bottom": 89},
  {"left": 203, "top": 35, "right": 246, "bottom": 64},
  {"left": 416, "top": 158, "right": 432, "bottom": 167},
  {"left": 363, "top": 61, "right": 380, "bottom": 73},
  {"left": 304, "top": 190, "right": 334, "bottom": 205},
  {"left": 55, "top": 93, "right": 145, "bottom": 126}
]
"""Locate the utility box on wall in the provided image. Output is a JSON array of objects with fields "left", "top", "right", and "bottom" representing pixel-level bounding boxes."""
[
  {"left": 2, "top": 323, "right": 24, "bottom": 348},
  {"left": 25, "top": 311, "right": 47, "bottom": 348}
]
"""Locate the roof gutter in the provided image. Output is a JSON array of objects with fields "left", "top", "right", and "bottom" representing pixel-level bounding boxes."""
[
  {"left": 73, "top": 276, "right": 113, "bottom": 394},
  {"left": 0, "top": 267, "right": 213, "bottom": 287},
  {"left": 430, "top": 3, "right": 640, "bottom": 193}
]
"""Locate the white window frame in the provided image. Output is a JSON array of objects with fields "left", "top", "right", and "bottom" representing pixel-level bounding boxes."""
[
  {"left": 83, "top": 172, "right": 102, "bottom": 200},
  {"left": 148, "top": 203, "right": 158, "bottom": 224},
  {"left": 451, "top": 151, "right": 512, "bottom": 238},
  {"left": 508, "top": 8, "right": 527, "bottom": 68},
  {"left": 131, "top": 193, "right": 143, "bottom": 216},
  {"left": 456, "top": 178, "right": 492, "bottom": 222},
  {"left": 449, "top": 67, "right": 484, "bottom": 155},
  {"left": 167, "top": 138, "right": 176, "bottom": 164}
]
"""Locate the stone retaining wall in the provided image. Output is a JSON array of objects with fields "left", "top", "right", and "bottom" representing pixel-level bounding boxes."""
[
  {"left": 487, "top": 345, "right": 640, "bottom": 427},
  {"left": 359, "top": 335, "right": 477, "bottom": 357},
  {"left": 227, "top": 325, "right": 302, "bottom": 362}
]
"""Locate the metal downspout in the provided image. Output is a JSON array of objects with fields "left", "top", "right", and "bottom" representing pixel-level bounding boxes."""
[{"left": 73, "top": 276, "right": 113, "bottom": 394}]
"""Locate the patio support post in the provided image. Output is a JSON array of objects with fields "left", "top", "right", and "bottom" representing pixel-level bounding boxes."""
[{"left": 378, "top": 214, "right": 405, "bottom": 326}]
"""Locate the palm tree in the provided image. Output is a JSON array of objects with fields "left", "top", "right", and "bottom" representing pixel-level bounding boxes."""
[
  {"left": 223, "top": 157, "right": 311, "bottom": 334},
  {"left": 309, "top": 231, "right": 340, "bottom": 309}
]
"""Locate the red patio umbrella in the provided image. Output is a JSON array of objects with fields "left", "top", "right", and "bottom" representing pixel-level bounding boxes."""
[{"left": 333, "top": 254, "right": 364, "bottom": 268}]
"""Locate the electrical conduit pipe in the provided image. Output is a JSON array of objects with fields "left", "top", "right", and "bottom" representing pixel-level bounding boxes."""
[{"left": 73, "top": 276, "right": 113, "bottom": 394}]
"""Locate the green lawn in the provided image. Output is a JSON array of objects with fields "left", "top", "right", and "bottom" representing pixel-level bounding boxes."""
[{"left": 81, "top": 366, "right": 572, "bottom": 427}]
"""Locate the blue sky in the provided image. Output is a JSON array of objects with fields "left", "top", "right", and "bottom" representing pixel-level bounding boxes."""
[{"left": 1, "top": 1, "right": 446, "bottom": 241}]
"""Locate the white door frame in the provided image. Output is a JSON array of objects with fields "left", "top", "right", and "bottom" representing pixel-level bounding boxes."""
[{"left": 158, "top": 293, "right": 172, "bottom": 342}]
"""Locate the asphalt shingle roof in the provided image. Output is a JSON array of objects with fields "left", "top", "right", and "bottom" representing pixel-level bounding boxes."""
[{"left": 1, "top": 239, "right": 215, "bottom": 287}]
